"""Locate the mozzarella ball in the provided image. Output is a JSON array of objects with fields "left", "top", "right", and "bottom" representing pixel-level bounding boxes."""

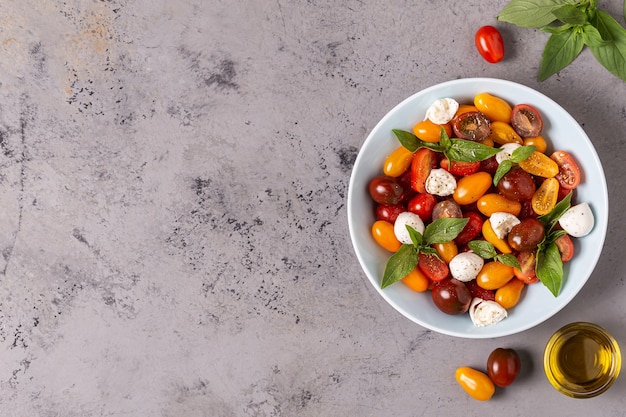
[
  {"left": 495, "top": 143, "right": 522, "bottom": 164},
  {"left": 449, "top": 252, "right": 485, "bottom": 282},
  {"left": 425, "top": 98, "right": 459, "bottom": 124},
  {"left": 425, "top": 168, "right": 457, "bottom": 196},
  {"left": 559, "top": 203, "right": 594, "bottom": 237},
  {"left": 394, "top": 212, "right": 425, "bottom": 244},
  {"left": 490, "top": 212, "right": 521, "bottom": 239}
]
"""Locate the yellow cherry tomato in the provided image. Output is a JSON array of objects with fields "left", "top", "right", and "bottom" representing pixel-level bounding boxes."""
[
  {"left": 413, "top": 120, "right": 452, "bottom": 143},
  {"left": 371, "top": 220, "right": 401, "bottom": 252},
  {"left": 477, "top": 193, "right": 521, "bottom": 217},
  {"left": 518, "top": 151, "right": 559, "bottom": 178},
  {"left": 477, "top": 261, "right": 515, "bottom": 290},
  {"left": 482, "top": 220, "right": 513, "bottom": 254},
  {"left": 454, "top": 104, "right": 479, "bottom": 117},
  {"left": 488, "top": 121, "right": 523, "bottom": 145},
  {"left": 474, "top": 93, "right": 512, "bottom": 123},
  {"left": 523, "top": 136, "right": 547, "bottom": 153},
  {"left": 495, "top": 278, "right": 525, "bottom": 309},
  {"left": 433, "top": 241, "right": 458, "bottom": 264},
  {"left": 383, "top": 145, "right": 414, "bottom": 177},
  {"left": 402, "top": 267, "right": 430, "bottom": 292},
  {"left": 455, "top": 367, "right": 495, "bottom": 401},
  {"left": 453, "top": 171, "right": 492, "bottom": 205},
  {"left": 532, "top": 177, "right": 560, "bottom": 215}
]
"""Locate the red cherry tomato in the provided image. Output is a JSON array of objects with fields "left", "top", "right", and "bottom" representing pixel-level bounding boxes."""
[
  {"left": 465, "top": 279, "right": 496, "bottom": 301},
  {"left": 511, "top": 104, "right": 543, "bottom": 138},
  {"left": 455, "top": 211, "right": 484, "bottom": 245},
  {"left": 410, "top": 148, "right": 437, "bottom": 193},
  {"left": 375, "top": 204, "right": 405, "bottom": 224},
  {"left": 408, "top": 193, "right": 437, "bottom": 222},
  {"left": 441, "top": 158, "right": 481, "bottom": 176},
  {"left": 555, "top": 234, "right": 575, "bottom": 262},
  {"left": 551, "top": 150, "right": 581, "bottom": 190},
  {"left": 475, "top": 25, "right": 505, "bottom": 63},
  {"left": 487, "top": 348, "right": 521, "bottom": 387},
  {"left": 514, "top": 250, "right": 538, "bottom": 284},
  {"left": 417, "top": 252, "right": 449, "bottom": 282}
]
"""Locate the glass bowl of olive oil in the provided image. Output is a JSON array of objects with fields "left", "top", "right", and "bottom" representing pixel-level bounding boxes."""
[{"left": 544, "top": 322, "right": 621, "bottom": 398}]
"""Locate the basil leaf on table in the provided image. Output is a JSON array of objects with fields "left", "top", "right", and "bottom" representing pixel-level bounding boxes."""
[
  {"left": 539, "top": 29, "right": 585, "bottom": 81},
  {"left": 588, "top": 10, "right": 626, "bottom": 82},
  {"left": 536, "top": 241, "right": 564, "bottom": 297},
  {"left": 552, "top": 3, "right": 588, "bottom": 25},
  {"left": 497, "top": 0, "right": 564, "bottom": 28}
]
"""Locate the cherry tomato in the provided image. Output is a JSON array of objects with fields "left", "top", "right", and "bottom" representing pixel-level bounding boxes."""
[
  {"left": 451, "top": 111, "right": 491, "bottom": 142},
  {"left": 455, "top": 104, "right": 479, "bottom": 117},
  {"left": 488, "top": 121, "right": 523, "bottom": 145},
  {"left": 511, "top": 104, "right": 543, "bottom": 138},
  {"left": 454, "top": 171, "right": 492, "bottom": 205},
  {"left": 551, "top": 150, "right": 581, "bottom": 190},
  {"left": 532, "top": 177, "right": 559, "bottom": 215},
  {"left": 475, "top": 25, "right": 505, "bottom": 64},
  {"left": 418, "top": 252, "right": 449, "bottom": 282},
  {"left": 410, "top": 148, "right": 437, "bottom": 193},
  {"left": 369, "top": 175, "right": 405, "bottom": 205},
  {"left": 482, "top": 219, "right": 513, "bottom": 254},
  {"left": 408, "top": 193, "right": 437, "bottom": 222},
  {"left": 465, "top": 279, "right": 496, "bottom": 301},
  {"left": 497, "top": 166, "right": 536, "bottom": 202},
  {"left": 375, "top": 203, "right": 405, "bottom": 224},
  {"left": 514, "top": 251, "right": 538, "bottom": 284},
  {"left": 413, "top": 120, "right": 452, "bottom": 143},
  {"left": 495, "top": 278, "right": 525, "bottom": 309},
  {"left": 432, "top": 200, "right": 462, "bottom": 221},
  {"left": 474, "top": 93, "right": 512, "bottom": 122},
  {"left": 477, "top": 193, "right": 521, "bottom": 217},
  {"left": 479, "top": 155, "right": 499, "bottom": 175},
  {"left": 431, "top": 278, "right": 472, "bottom": 314},
  {"left": 402, "top": 267, "right": 429, "bottom": 292},
  {"left": 508, "top": 218, "right": 545, "bottom": 252},
  {"left": 441, "top": 159, "right": 481, "bottom": 176},
  {"left": 371, "top": 220, "right": 401, "bottom": 252},
  {"left": 455, "top": 366, "right": 496, "bottom": 401},
  {"left": 383, "top": 145, "right": 414, "bottom": 177},
  {"left": 523, "top": 136, "right": 547, "bottom": 153},
  {"left": 555, "top": 234, "right": 575, "bottom": 262},
  {"left": 518, "top": 151, "right": 559, "bottom": 178},
  {"left": 434, "top": 241, "right": 458, "bottom": 264},
  {"left": 476, "top": 261, "right": 515, "bottom": 290},
  {"left": 487, "top": 348, "right": 521, "bottom": 387},
  {"left": 455, "top": 212, "right": 484, "bottom": 245}
]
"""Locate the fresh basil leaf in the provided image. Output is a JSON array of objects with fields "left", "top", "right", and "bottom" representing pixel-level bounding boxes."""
[
  {"left": 493, "top": 159, "right": 513, "bottom": 186},
  {"left": 543, "top": 229, "right": 568, "bottom": 247},
  {"left": 498, "top": 0, "right": 566, "bottom": 28},
  {"left": 407, "top": 225, "right": 423, "bottom": 247},
  {"left": 538, "top": 191, "right": 572, "bottom": 230},
  {"left": 447, "top": 139, "right": 502, "bottom": 162},
  {"left": 536, "top": 242, "right": 564, "bottom": 297},
  {"left": 420, "top": 246, "right": 438, "bottom": 256},
  {"left": 552, "top": 4, "right": 588, "bottom": 25},
  {"left": 381, "top": 244, "right": 419, "bottom": 289},
  {"left": 581, "top": 22, "right": 610, "bottom": 47},
  {"left": 423, "top": 217, "right": 469, "bottom": 245},
  {"left": 539, "top": 29, "right": 585, "bottom": 81},
  {"left": 392, "top": 129, "right": 443, "bottom": 153},
  {"left": 439, "top": 127, "right": 452, "bottom": 151},
  {"left": 541, "top": 23, "right": 574, "bottom": 34},
  {"left": 495, "top": 253, "right": 521, "bottom": 269},
  {"left": 467, "top": 240, "right": 497, "bottom": 259},
  {"left": 588, "top": 10, "right": 626, "bottom": 82},
  {"left": 510, "top": 145, "right": 536, "bottom": 163}
]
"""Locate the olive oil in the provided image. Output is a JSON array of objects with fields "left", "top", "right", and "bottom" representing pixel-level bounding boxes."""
[{"left": 544, "top": 322, "right": 621, "bottom": 398}]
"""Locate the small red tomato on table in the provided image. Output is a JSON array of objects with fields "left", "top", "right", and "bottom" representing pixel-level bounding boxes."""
[{"left": 475, "top": 25, "right": 505, "bottom": 63}]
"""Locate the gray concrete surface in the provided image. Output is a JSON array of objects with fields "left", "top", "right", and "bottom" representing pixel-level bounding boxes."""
[{"left": 0, "top": 0, "right": 625, "bottom": 416}]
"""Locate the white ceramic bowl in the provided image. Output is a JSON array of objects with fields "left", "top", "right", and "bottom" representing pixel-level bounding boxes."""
[{"left": 347, "top": 78, "right": 608, "bottom": 338}]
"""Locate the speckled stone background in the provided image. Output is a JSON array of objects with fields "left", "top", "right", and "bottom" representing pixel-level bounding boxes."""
[{"left": 0, "top": 0, "right": 625, "bottom": 416}]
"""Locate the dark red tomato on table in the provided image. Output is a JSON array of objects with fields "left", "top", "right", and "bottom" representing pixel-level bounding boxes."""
[
  {"left": 475, "top": 25, "right": 505, "bottom": 63},
  {"left": 497, "top": 166, "right": 536, "bottom": 202},
  {"left": 511, "top": 104, "right": 543, "bottom": 138},
  {"left": 418, "top": 252, "right": 449, "bottom": 282},
  {"left": 551, "top": 150, "right": 581, "bottom": 190},
  {"left": 375, "top": 204, "right": 405, "bottom": 224},
  {"left": 410, "top": 148, "right": 437, "bottom": 193},
  {"left": 368, "top": 175, "right": 405, "bottom": 205},
  {"left": 408, "top": 193, "right": 437, "bottom": 221},
  {"left": 487, "top": 348, "right": 521, "bottom": 387},
  {"left": 432, "top": 278, "right": 472, "bottom": 315}
]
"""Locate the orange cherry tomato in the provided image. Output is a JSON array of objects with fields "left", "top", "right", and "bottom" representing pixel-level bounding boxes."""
[
  {"left": 550, "top": 150, "right": 581, "bottom": 190},
  {"left": 495, "top": 278, "right": 525, "bottom": 309},
  {"left": 488, "top": 121, "right": 523, "bottom": 145},
  {"left": 455, "top": 104, "right": 479, "bottom": 117},
  {"left": 402, "top": 267, "right": 430, "bottom": 292},
  {"left": 383, "top": 145, "right": 414, "bottom": 177},
  {"left": 371, "top": 220, "right": 401, "bottom": 252},
  {"left": 434, "top": 241, "right": 458, "bottom": 264},
  {"left": 455, "top": 367, "right": 495, "bottom": 401},
  {"left": 413, "top": 120, "right": 452, "bottom": 143},
  {"left": 477, "top": 193, "right": 522, "bottom": 217},
  {"left": 523, "top": 136, "right": 547, "bottom": 153},
  {"left": 453, "top": 171, "right": 492, "bottom": 205},
  {"left": 474, "top": 93, "right": 512, "bottom": 123},
  {"left": 532, "top": 177, "right": 559, "bottom": 215},
  {"left": 477, "top": 261, "right": 515, "bottom": 290},
  {"left": 482, "top": 219, "right": 513, "bottom": 254},
  {"left": 518, "top": 151, "right": 559, "bottom": 178}
]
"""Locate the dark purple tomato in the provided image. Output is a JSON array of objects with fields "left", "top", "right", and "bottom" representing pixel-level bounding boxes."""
[
  {"left": 431, "top": 200, "right": 462, "bottom": 221},
  {"left": 497, "top": 166, "right": 536, "bottom": 202},
  {"left": 368, "top": 175, "right": 405, "bottom": 205},
  {"left": 431, "top": 278, "right": 472, "bottom": 315},
  {"left": 452, "top": 111, "right": 491, "bottom": 142},
  {"left": 487, "top": 348, "right": 521, "bottom": 387},
  {"left": 375, "top": 204, "right": 405, "bottom": 224},
  {"left": 480, "top": 155, "right": 499, "bottom": 176},
  {"left": 507, "top": 218, "right": 545, "bottom": 252},
  {"left": 465, "top": 279, "right": 496, "bottom": 301},
  {"left": 511, "top": 104, "right": 543, "bottom": 138}
]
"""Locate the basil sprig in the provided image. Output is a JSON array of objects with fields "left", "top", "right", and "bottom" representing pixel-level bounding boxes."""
[
  {"left": 381, "top": 217, "right": 469, "bottom": 289},
  {"left": 535, "top": 191, "right": 573, "bottom": 297},
  {"left": 393, "top": 128, "right": 501, "bottom": 163},
  {"left": 492, "top": 145, "right": 536, "bottom": 186},
  {"left": 467, "top": 240, "right": 521, "bottom": 269},
  {"left": 498, "top": 0, "right": 626, "bottom": 82}
]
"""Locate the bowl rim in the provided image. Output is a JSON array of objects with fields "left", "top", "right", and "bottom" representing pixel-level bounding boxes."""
[{"left": 347, "top": 77, "right": 609, "bottom": 338}]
